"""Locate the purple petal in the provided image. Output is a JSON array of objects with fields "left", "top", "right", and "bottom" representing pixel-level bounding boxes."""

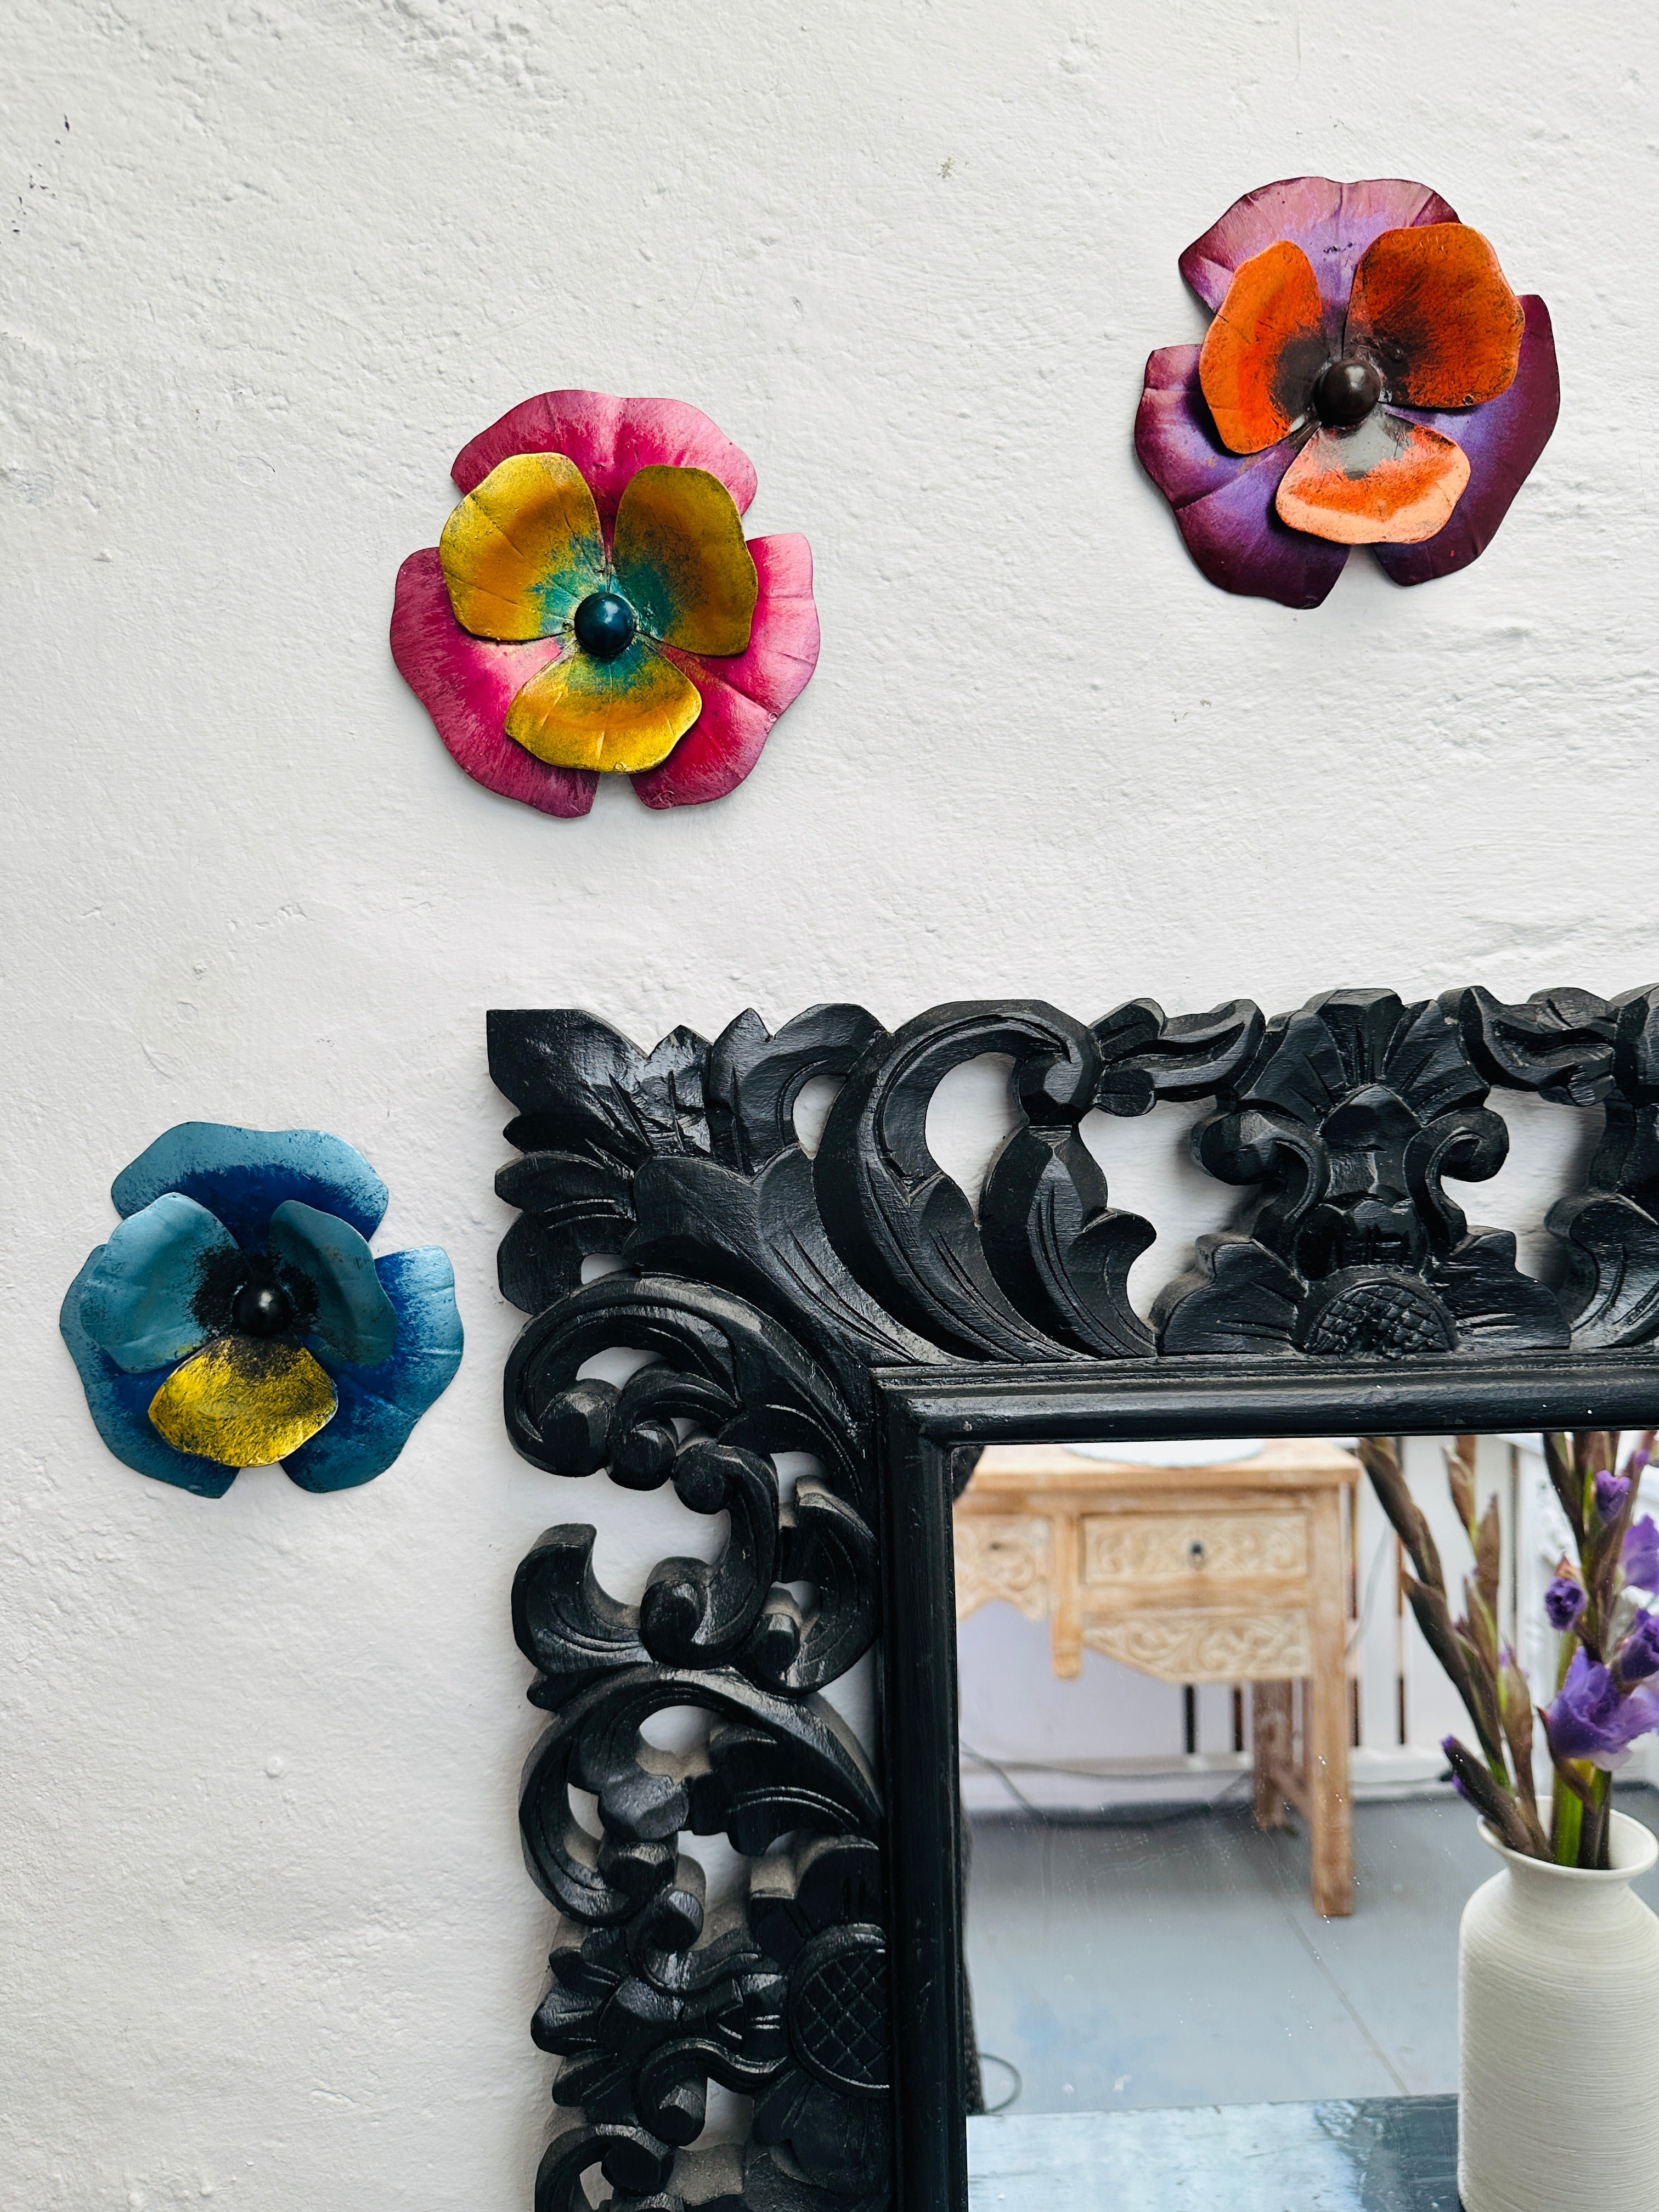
[
  {"left": 1544, "top": 1575, "right": 1587, "bottom": 1631},
  {"left": 1624, "top": 1516, "right": 1659, "bottom": 1593},
  {"left": 1618, "top": 1611, "right": 1659, "bottom": 1686},
  {"left": 1180, "top": 176, "right": 1457, "bottom": 325},
  {"left": 1596, "top": 1468, "right": 1634, "bottom": 1522},
  {"left": 1544, "top": 1648, "right": 1659, "bottom": 1770},
  {"left": 1372, "top": 297, "right": 1560, "bottom": 586},
  {"left": 1135, "top": 345, "right": 1348, "bottom": 610}
]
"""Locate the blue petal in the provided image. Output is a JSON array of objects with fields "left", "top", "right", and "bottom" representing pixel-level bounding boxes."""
[
  {"left": 268, "top": 1200, "right": 398, "bottom": 1365},
  {"left": 281, "top": 1247, "right": 462, "bottom": 1492},
  {"left": 111, "top": 1124, "right": 388, "bottom": 1249},
  {"left": 77, "top": 1193, "right": 235, "bottom": 1373},
  {"left": 59, "top": 1252, "right": 237, "bottom": 1497}
]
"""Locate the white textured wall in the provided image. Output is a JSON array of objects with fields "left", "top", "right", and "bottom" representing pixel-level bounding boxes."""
[{"left": 4, "top": 2, "right": 1656, "bottom": 2204}]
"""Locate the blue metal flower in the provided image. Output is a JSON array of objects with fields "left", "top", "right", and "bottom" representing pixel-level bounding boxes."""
[{"left": 60, "top": 1123, "right": 463, "bottom": 1497}]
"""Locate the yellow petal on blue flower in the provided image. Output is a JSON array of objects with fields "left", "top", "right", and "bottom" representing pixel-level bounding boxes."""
[
  {"left": 148, "top": 1339, "right": 338, "bottom": 1468},
  {"left": 504, "top": 638, "right": 702, "bottom": 773},
  {"left": 611, "top": 465, "right": 758, "bottom": 654},
  {"left": 439, "top": 453, "right": 607, "bottom": 642}
]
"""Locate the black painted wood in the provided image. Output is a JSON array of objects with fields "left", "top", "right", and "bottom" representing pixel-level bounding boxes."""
[{"left": 488, "top": 989, "right": 1659, "bottom": 2212}]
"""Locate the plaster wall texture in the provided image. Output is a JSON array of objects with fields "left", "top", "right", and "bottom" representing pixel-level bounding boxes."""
[{"left": 3, "top": 2, "right": 1656, "bottom": 2204}]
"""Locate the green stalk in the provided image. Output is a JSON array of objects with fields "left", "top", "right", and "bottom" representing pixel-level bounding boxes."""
[{"left": 1552, "top": 1773, "right": 1584, "bottom": 1866}]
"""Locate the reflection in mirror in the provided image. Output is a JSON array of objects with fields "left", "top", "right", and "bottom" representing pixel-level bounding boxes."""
[{"left": 953, "top": 1430, "right": 1659, "bottom": 2136}]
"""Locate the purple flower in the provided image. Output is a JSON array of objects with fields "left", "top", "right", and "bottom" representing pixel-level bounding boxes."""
[
  {"left": 1618, "top": 1613, "right": 1659, "bottom": 1686},
  {"left": 1623, "top": 1516, "right": 1659, "bottom": 1592},
  {"left": 1443, "top": 1736, "right": 1467, "bottom": 1795},
  {"left": 1544, "top": 1575, "right": 1587, "bottom": 1631},
  {"left": 1543, "top": 1649, "right": 1659, "bottom": 1771},
  {"left": 1133, "top": 177, "right": 1560, "bottom": 608},
  {"left": 1595, "top": 1470, "right": 1632, "bottom": 1522}
]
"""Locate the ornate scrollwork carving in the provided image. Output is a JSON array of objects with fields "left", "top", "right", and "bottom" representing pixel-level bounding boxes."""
[
  {"left": 491, "top": 981, "right": 1659, "bottom": 2209},
  {"left": 1455, "top": 983, "right": 1659, "bottom": 1348}
]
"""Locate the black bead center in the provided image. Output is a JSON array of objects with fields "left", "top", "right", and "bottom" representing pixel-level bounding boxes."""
[
  {"left": 232, "top": 1280, "right": 294, "bottom": 1338},
  {"left": 573, "top": 590, "right": 637, "bottom": 662},
  {"left": 1313, "top": 356, "right": 1384, "bottom": 427}
]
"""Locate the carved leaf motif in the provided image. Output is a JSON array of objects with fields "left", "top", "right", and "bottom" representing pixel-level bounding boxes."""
[
  {"left": 952, "top": 1516, "right": 1051, "bottom": 1623},
  {"left": 704, "top": 1003, "right": 887, "bottom": 1174},
  {"left": 1083, "top": 1610, "right": 1313, "bottom": 1683},
  {"left": 1548, "top": 1192, "right": 1659, "bottom": 1349},
  {"left": 813, "top": 1002, "right": 1113, "bottom": 1361},
  {"left": 1093, "top": 997, "right": 1265, "bottom": 1116},
  {"left": 489, "top": 1008, "right": 710, "bottom": 1161}
]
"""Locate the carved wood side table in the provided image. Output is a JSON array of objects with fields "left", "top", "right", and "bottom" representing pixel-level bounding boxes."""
[{"left": 955, "top": 1438, "right": 1358, "bottom": 1917}]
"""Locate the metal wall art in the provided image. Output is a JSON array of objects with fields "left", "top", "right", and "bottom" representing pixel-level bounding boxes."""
[
  {"left": 1136, "top": 177, "right": 1560, "bottom": 608},
  {"left": 61, "top": 1122, "right": 462, "bottom": 1497},
  {"left": 491, "top": 984, "right": 1659, "bottom": 2212},
  {"left": 392, "top": 391, "right": 820, "bottom": 816}
]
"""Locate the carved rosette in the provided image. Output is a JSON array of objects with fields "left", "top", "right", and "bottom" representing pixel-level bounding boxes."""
[{"left": 490, "top": 982, "right": 1659, "bottom": 2208}]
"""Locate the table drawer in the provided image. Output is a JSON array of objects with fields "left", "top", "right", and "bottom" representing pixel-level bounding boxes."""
[
  {"left": 1084, "top": 1509, "right": 1309, "bottom": 1586},
  {"left": 1083, "top": 1608, "right": 1313, "bottom": 1684}
]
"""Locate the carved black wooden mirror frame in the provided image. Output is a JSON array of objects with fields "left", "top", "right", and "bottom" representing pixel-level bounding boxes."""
[{"left": 488, "top": 986, "right": 1659, "bottom": 2212}]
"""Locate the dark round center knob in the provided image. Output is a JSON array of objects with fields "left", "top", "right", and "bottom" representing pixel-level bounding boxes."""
[
  {"left": 232, "top": 1280, "right": 294, "bottom": 1337},
  {"left": 572, "top": 590, "right": 636, "bottom": 662},
  {"left": 1313, "top": 356, "right": 1384, "bottom": 427}
]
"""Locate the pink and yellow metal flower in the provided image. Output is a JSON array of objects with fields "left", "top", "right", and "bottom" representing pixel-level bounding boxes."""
[
  {"left": 1135, "top": 178, "right": 1560, "bottom": 608},
  {"left": 392, "top": 392, "right": 819, "bottom": 813}
]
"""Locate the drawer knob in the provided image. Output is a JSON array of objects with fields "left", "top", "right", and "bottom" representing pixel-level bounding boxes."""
[{"left": 1187, "top": 1538, "right": 1207, "bottom": 1567}]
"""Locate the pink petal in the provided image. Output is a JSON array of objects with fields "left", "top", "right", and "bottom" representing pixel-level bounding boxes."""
[
  {"left": 631, "top": 533, "right": 819, "bottom": 808},
  {"left": 1372, "top": 297, "right": 1560, "bottom": 587},
  {"left": 450, "top": 392, "right": 758, "bottom": 534},
  {"left": 1135, "top": 345, "right": 1347, "bottom": 609},
  {"left": 390, "top": 549, "right": 597, "bottom": 817},
  {"left": 1180, "top": 177, "right": 1458, "bottom": 331}
]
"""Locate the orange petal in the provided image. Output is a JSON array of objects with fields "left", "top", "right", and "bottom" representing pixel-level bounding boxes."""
[
  {"left": 1275, "top": 414, "right": 1471, "bottom": 544},
  {"left": 1346, "top": 224, "right": 1523, "bottom": 409},
  {"left": 1198, "top": 241, "right": 1327, "bottom": 455}
]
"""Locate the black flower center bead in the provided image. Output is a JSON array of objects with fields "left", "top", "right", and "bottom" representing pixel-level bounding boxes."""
[
  {"left": 572, "top": 590, "right": 637, "bottom": 662},
  {"left": 1312, "top": 355, "right": 1384, "bottom": 427},
  {"left": 232, "top": 1279, "right": 295, "bottom": 1337}
]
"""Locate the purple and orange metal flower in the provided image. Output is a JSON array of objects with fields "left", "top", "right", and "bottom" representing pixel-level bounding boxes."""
[
  {"left": 392, "top": 392, "right": 819, "bottom": 814},
  {"left": 1135, "top": 178, "right": 1560, "bottom": 608}
]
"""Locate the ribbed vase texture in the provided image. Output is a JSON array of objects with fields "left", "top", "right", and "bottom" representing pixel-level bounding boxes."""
[{"left": 1459, "top": 1810, "right": 1659, "bottom": 2212}]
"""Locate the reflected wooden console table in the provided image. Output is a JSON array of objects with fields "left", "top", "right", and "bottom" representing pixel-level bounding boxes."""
[{"left": 955, "top": 1437, "right": 1358, "bottom": 1917}]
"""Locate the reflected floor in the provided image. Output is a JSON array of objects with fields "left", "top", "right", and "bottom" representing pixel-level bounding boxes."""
[{"left": 964, "top": 1785, "right": 1659, "bottom": 2115}]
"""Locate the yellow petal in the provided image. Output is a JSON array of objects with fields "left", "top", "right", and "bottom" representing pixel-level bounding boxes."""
[
  {"left": 149, "top": 1339, "right": 338, "bottom": 1467},
  {"left": 504, "top": 640, "right": 702, "bottom": 773},
  {"left": 611, "top": 465, "right": 758, "bottom": 653},
  {"left": 439, "top": 453, "right": 606, "bottom": 641}
]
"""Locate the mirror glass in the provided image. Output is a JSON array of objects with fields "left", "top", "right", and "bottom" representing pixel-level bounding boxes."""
[{"left": 953, "top": 1429, "right": 1659, "bottom": 2141}]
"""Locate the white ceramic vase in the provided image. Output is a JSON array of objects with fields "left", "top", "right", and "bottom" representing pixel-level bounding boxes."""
[{"left": 1459, "top": 1808, "right": 1659, "bottom": 2212}]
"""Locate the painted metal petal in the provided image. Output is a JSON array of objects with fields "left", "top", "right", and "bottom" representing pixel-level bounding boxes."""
[
  {"left": 1180, "top": 176, "right": 1458, "bottom": 323},
  {"left": 59, "top": 1253, "right": 236, "bottom": 1495},
  {"left": 1346, "top": 224, "right": 1524, "bottom": 408},
  {"left": 391, "top": 549, "right": 597, "bottom": 818},
  {"left": 505, "top": 639, "right": 702, "bottom": 774},
  {"left": 633, "top": 534, "right": 820, "bottom": 808},
  {"left": 1199, "top": 242, "right": 1325, "bottom": 454},
  {"left": 111, "top": 1124, "right": 389, "bottom": 1247},
  {"left": 284, "top": 1248, "right": 463, "bottom": 1493},
  {"left": 267, "top": 1199, "right": 398, "bottom": 1366},
  {"left": 438, "top": 453, "right": 606, "bottom": 641},
  {"left": 1134, "top": 345, "right": 1348, "bottom": 609},
  {"left": 1276, "top": 413, "right": 1470, "bottom": 544},
  {"left": 148, "top": 1340, "right": 338, "bottom": 1468},
  {"left": 451, "top": 390, "right": 758, "bottom": 537},
  {"left": 1372, "top": 297, "right": 1560, "bottom": 587},
  {"left": 611, "top": 466, "right": 758, "bottom": 652},
  {"left": 77, "top": 1192, "right": 234, "bottom": 1373}
]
